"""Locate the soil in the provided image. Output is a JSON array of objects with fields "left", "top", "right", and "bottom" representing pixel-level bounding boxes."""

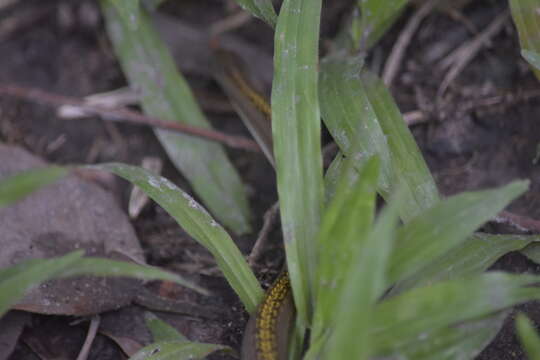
[{"left": 1, "top": 0, "right": 540, "bottom": 359}]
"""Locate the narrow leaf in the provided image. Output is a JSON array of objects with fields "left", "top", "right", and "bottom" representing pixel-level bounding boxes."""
[
  {"left": 510, "top": 0, "right": 540, "bottom": 79},
  {"left": 0, "top": 251, "right": 83, "bottom": 316},
  {"left": 320, "top": 56, "right": 439, "bottom": 223},
  {"left": 516, "top": 313, "right": 540, "bottom": 360},
  {"left": 272, "top": 0, "right": 324, "bottom": 324},
  {"left": 101, "top": 2, "right": 252, "bottom": 234},
  {"left": 145, "top": 312, "right": 188, "bottom": 342},
  {"left": 388, "top": 180, "right": 528, "bottom": 285},
  {"left": 91, "top": 163, "right": 263, "bottom": 313},
  {"left": 372, "top": 272, "right": 540, "bottom": 354},
  {"left": 108, "top": 0, "right": 141, "bottom": 30},
  {"left": 232, "top": 0, "right": 277, "bottom": 27},
  {"left": 129, "top": 341, "right": 229, "bottom": 360},
  {"left": 393, "top": 233, "right": 539, "bottom": 293},
  {"left": 0, "top": 166, "right": 67, "bottom": 208},
  {"left": 522, "top": 49, "right": 540, "bottom": 71}
]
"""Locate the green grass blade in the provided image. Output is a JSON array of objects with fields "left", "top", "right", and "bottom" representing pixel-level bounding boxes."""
[
  {"left": 91, "top": 163, "right": 263, "bottom": 313},
  {"left": 314, "top": 157, "right": 378, "bottom": 336},
  {"left": 350, "top": 0, "right": 408, "bottom": 50},
  {"left": 272, "top": 0, "right": 324, "bottom": 324},
  {"left": 372, "top": 272, "right": 540, "bottom": 355},
  {"left": 232, "top": 0, "right": 277, "bottom": 27},
  {"left": 320, "top": 56, "right": 439, "bottom": 223},
  {"left": 0, "top": 251, "right": 84, "bottom": 317},
  {"left": 323, "top": 152, "right": 345, "bottom": 204},
  {"left": 108, "top": 0, "right": 141, "bottom": 30},
  {"left": 101, "top": 2, "right": 252, "bottom": 234},
  {"left": 129, "top": 341, "right": 229, "bottom": 360},
  {"left": 323, "top": 185, "right": 401, "bottom": 360},
  {"left": 388, "top": 180, "right": 528, "bottom": 285},
  {"left": 393, "top": 233, "right": 538, "bottom": 293},
  {"left": 61, "top": 258, "right": 207, "bottom": 295},
  {"left": 387, "top": 312, "right": 507, "bottom": 360},
  {"left": 516, "top": 313, "right": 540, "bottom": 360},
  {"left": 510, "top": 0, "right": 540, "bottom": 79},
  {"left": 522, "top": 49, "right": 540, "bottom": 71},
  {"left": 145, "top": 312, "right": 188, "bottom": 342},
  {"left": 0, "top": 166, "right": 68, "bottom": 208}
]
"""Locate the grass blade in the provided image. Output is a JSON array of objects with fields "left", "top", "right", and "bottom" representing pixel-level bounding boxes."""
[
  {"left": 516, "top": 313, "right": 540, "bottom": 360},
  {"left": 129, "top": 341, "right": 229, "bottom": 360},
  {"left": 101, "top": 2, "right": 252, "bottom": 234},
  {"left": 108, "top": 0, "right": 140, "bottom": 30},
  {"left": 313, "top": 157, "right": 378, "bottom": 337},
  {"left": 510, "top": 0, "right": 540, "bottom": 79},
  {"left": 393, "top": 233, "right": 539, "bottom": 293},
  {"left": 323, "top": 185, "right": 401, "bottom": 360},
  {"left": 232, "top": 0, "right": 277, "bottom": 27},
  {"left": 61, "top": 258, "right": 207, "bottom": 295},
  {"left": 145, "top": 312, "right": 188, "bottom": 342},
  {"left": 0, "top": 166, "right": 67, "bottom": 208},
  {"left": 272, "top": 0, "right": 324, "bottom": 324},
  {"left": 372, "top": 272, "right": 540, "bottom": 355},
  {"left": 0, "top": 251, "right": 84, "bottom": 317},
  {"left": 522, "top": 49, "right": 540, "bottom": 71},
  {"left": 320, "top": 56, "right": 439, "bottom": 223},
  {"left": 388, "top": 180, "right": 528, "bottom": 285},
  {"left": 92, "top": 163, "right": 263, "bottom": 313}
]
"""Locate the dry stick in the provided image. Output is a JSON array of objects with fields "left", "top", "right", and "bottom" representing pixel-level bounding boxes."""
[
  {"left": 76, "top": 315, "right": 101, "bottom": 360},
  {"left": 493, "top": 211, "right": 540, "bottom": 234},
  {"left": 438, "top": 11, "right": 509, "bottom": 96},
  {"left": 382, "top": 0, "right": 439, "bottom": 86},
  {"left": 0, "top": 84, "right": 261, "bottom": 152},
  {"left": 248, "top": 202, "right": 280, "bottom": 267}
]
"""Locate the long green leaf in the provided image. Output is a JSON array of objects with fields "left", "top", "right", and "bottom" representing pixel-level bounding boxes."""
[
  {"left": 61, "top": 258, "right": 207, "bottom": 295},
  {"left": 393, "top": 233, "right": 538, "bottom": 293},
  {"left": 372, "top": 272, "right": 540, "bottom": 355},
  {"left": 516, "top": 313, "right": 540, "bottom": 360},
  {"left": 510, "top": 0, "right": 540, "bottom": 79},
  {"left": 350, "top": 0, "right": 408, "bottom": 50},
  {"left": 145, "top": 312, "right": 188, "bottom": 342},
  {"left": 320, "top": 56, "right": 439, "bottom": 223},
  {"left": 101, "top": 2, "right": 252, "bottom": 234},
  {"left": 129, "top": 341, "right": 228, "bottom": 360},
  {"left": 0, "top": 166, "right": 68, "bottom": 208},
  {"left": 272, "top": 0, "right": 324, "bottom": 324},
  {"left": 313, "top": 157, "right": 378, "bottom": 337},
  {"left": 232, "top": 0, "right": 277, "bottom": 27},
  {"left": 323, "top": 186, "right": 400, "bottom": 360},
  {"left": 109, "top": 0, "right": 141, "bottom": 30},
  {"left": 522, "top": 49, "right": 540, "bottom": 71},
  {"left": 91, "top": 163, "right": 263, "bottom": 313},
  {"left": 0, "top": 251, "right": 84, "bottom": 316},
  {"left": 388, "top": 180, "right": 528, "bottom": 285}
]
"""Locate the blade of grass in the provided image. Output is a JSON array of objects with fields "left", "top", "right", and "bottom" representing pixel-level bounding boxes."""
[
  {"left": 101, "top": 1, "right": 252, "bottom": 234},
  {"left": 232, "top": 0, "right": 277, "bottom": 27},
  {"left": 313, "top": 157, "right": 378, "bottom": 338},
  {"left": 0, "top": 251, "right": 84, "bottom": 317},
  {"left": 109, "top": 0, "right": 141, "bottom": 30},
  {"left": 350, "top": 0, "right": 409, "bottom": 50},
  {"left": 516, "top": 313, "right": 540, "bottom": 360},
  {"left": 0, "top": 166, "right": 68, "bottom": 208},
  {"left": 129, "top": 341, "right": 229, "bottom": 360},
  {"left": 322, "top": 186, "right": 401, "bottom": 360},
  {"left": 272, "top": 0, "right": 324, "bottom": 324},
  {"left": 145, "top": 312, "right": 188, "bottom": 342},
  {"left": 320, "top": 56, "right": 439, "bottom": 223},
  {"left": 371, "top": 272, "right": 540, "bottom": 354},
  {"left": 388, "top": 180, "right": 528, "bottom": 285},
  {"left": 510, "top": 0, "right": 540, "bottom": 79},
  {"left": 522, "top": 49, "right": 540, "bottom": 71},
  {"left": 61, "top": 257, "right": 207, "bottom": 295},
  {"left": 392, "top": 233, "right": 539, "bottom": 293},
  {"left": 91, "top": 163, "right": 263, "bottom": 313}
]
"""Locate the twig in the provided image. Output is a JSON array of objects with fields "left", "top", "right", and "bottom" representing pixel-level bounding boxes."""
[
  {"left": 248, "top": 202, "right": 280, "bottom": 267},
  {"left": 0, "top": 84, "right": 261, "bottom": 152},
  {"left": 75, "top": 315, "right": 100, "bottom": 360},
  {"left": 493, "top": 211, "right": 540, "bottom": 234},
  {"left": 382, "top": 0, "right": 439, "bottom": 86},
  {"left": 437, "top": 11, "right": 509, "bottom": 96}
]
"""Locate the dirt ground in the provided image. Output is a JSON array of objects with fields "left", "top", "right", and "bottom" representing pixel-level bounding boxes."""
[{"left": 1, "top": 0, "right": 540, "bottom": 359}]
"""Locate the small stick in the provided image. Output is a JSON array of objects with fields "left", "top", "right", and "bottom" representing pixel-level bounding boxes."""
[
  {"left": 75, "top": 315, "right": 101, "bottom": 360},
  {"left": 382, "top": 0, "right": 439, "bottom": 86},
  {"left": 493, "top": 211, "right": 540, "bottom": 234},
  {"left": 0, "top": 83, "right": 261, "bottom": 152},
  {"left": 248, "top": 202, "right": 280, "bottom": 267}
]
